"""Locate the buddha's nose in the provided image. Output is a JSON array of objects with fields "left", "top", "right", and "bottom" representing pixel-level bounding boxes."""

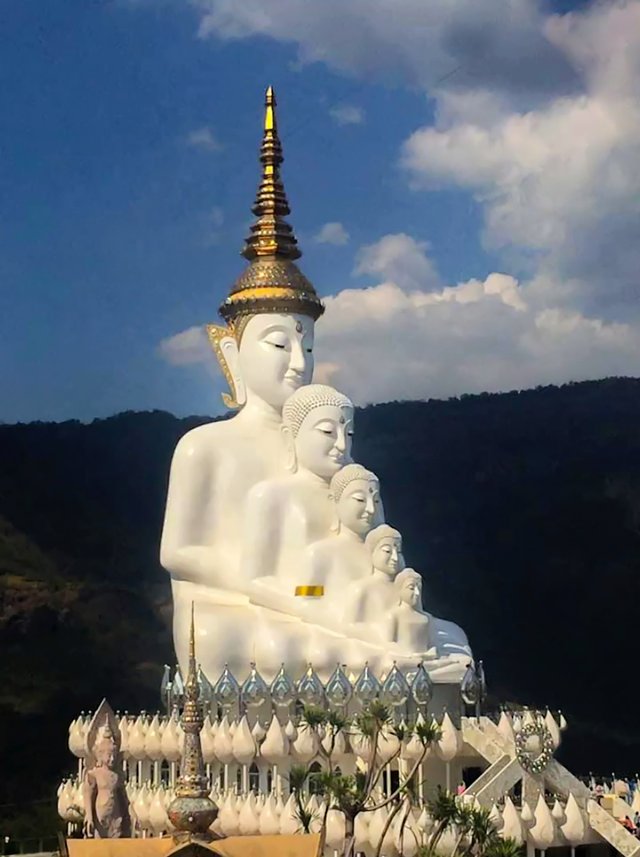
[
  {"left": 365, "top": 495, "right": 375, "bottom": 515},
  {"left": 289, "top": 341, "right": 306, "bottom": 374},
  {"left": 335, "top": 431, "right": 347, "bottom": 453}
]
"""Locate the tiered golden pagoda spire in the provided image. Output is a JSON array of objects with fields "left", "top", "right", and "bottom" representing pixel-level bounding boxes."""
[
  {"left": 241, "top": 86, "right": 301, "bottom": 262},
  {"left": 167, "top": 604, "right": 218, "bottom": 841},
  {"left": 218, "top": 86, "right": 324, "bottom": 328}
]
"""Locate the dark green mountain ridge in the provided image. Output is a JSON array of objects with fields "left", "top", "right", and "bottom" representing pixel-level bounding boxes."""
[{"left": 2, "top": 377, "right": 640, "bottom": 834}]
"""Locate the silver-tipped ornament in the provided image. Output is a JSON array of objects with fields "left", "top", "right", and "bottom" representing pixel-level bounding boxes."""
[
  {"left": 241, "top": 662, "right": 269, "bottom": 709},
  {"left": 410, "top": 662, "right": 434, "bottom": 708},
  {"left": 297, "top": 664, "right": 325, "bottom": 707},
  {"left": 270, "top": 664, "right": 296, "bottom": 709},
  {"left": 381, "top": 663, "right": 410, "bottom": 708},
  {"left": 325, "top": 664, "right": 353, "bottom": 708},
  {"left": 354, "top": 663, "right": 381, "bottom": 707},
  {"left": 213, "top": 664, "right": 240, "bottom": 711}
]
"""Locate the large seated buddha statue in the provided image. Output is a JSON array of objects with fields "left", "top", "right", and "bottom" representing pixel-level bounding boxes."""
[
  {"left": 160, "top": 88, "right": 324, "bottom": 676},
  {"left": 160, "top": 87, "right": 473, "bottom": 685}
]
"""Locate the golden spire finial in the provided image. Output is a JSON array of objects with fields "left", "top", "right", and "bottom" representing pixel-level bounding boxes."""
[
  {"left": 241, "top": 85, "right": 301, "bottom": 262},
  {"left": 216, "top": 87, "right": 324, "bottom": 330},
  {"left": 167, "top": 603, "right": 218, "bottom": 840}
]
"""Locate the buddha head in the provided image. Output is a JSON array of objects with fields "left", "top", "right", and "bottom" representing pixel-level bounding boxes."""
[
  {"left": 208, "top": 313, "right": 316, "bottom": 411},
  {"left": 282, "top": 384, "right": 354, "bottom": 480},
  {"left": 206, "top": 88, "right": 324, "bottom": 412},
  {"left": 365, "top": 524, "right": 404, "bottom": 578},
  {"left": 394, "top": 568, "right": 423, "bottom": 610},
  {"left": 94, "top": 725, "right": 117, "bottom": 769},
  {"left": 329, "top": 463, "right": 384, "bottom": 538}
]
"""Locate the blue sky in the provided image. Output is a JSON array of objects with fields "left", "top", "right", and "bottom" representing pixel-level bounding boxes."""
[{"left": 1, "top": 0, "right": 638, "bottom": 422}]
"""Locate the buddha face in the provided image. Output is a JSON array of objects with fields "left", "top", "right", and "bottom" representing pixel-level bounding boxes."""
[
  {"left": 237, "top": 313, "right": 314, "bottom": 410},
  {"left": 295, "top": 404, "right": 354, "bottom": 480},
  {"left": 337, "top": 478, "right": 382, "bottom": 537},
  {"left": 371, "top": 535, "right": 403, "bottom": 577},
  {"left": 399, "top": 573, "right": 422, "bottom": 609},
  {"left": 95, "top": 738, "right": 116, "bottom": 768}
]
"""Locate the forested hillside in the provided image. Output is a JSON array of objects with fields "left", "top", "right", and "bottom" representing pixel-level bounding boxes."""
[{"left": 2, "top": 378, "right": 640, "bottom": 834}]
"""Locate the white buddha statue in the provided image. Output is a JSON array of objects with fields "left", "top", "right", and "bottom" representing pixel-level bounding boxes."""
[
  {"left": 298, "top": 464, "right": 384, "bottom": 617},
  {"left": 161, "top": 87, "right": 474, "bottom": 685},
  {"left": 160, "top": 87, "right": 325, "bottom": 675},
  {"left": 243, "top": 384, "right": 355, "bottom": 609},
  {"left": 387, "top": 568, "right": 432, "bottom": 653},
  {"left": 342, "top": 524, "right": 404, "bottom": 640}
]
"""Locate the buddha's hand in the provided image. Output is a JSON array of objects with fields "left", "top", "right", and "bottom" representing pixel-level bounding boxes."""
[{"left": 84, "top": 819, "right": 95, "bottom": 838}]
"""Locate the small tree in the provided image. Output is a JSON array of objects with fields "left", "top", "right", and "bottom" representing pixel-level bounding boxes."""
[{"left": 291, "top": 701, "right": 440, "bottom": 857}]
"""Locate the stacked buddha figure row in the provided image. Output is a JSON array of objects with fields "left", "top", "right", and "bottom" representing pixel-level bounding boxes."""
[{"left": 161, "top": 87, "right": 472, "bottom": 686}]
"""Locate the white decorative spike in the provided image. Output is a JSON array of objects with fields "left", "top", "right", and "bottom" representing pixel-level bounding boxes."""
[
  {"left": 500, "top": 797, "right": 524, "bottom": 845},
  {"left": 551, "top": 799, "right": 565, "bottom": 825},
  {"left": 561, "top": 794, "right": 587, "bottom": 845},
  {"left": 497, "top": 711, "right": 515, "bottom": 745},
  {"left": 489, "top": 803, "right": 504, "bottom": 831},
  {"left": 213, "top": 714, "right": 234, "bottom": 764},
  {"left": 232, "top": 714, "right": 256, "bottom": 765},
  {"left": 261, "top": 714, "right": 289, "bottom": 764},
  {"left": 238, "top": 791, "right": 260, "bottom": 835},
  {"left": 545, "top": 709, "right": 562, "bottom": 749},
  {"left": 259, "top": 793, "right": 280, "bottom": 835},
  {"left": 529, "top": 793, "right": 556, "bottom": 850},
  {"left": 436, "top": 712, "right": 460, "bottom": 761},
  {"left": 326, "top": 808, "right": 347, "bottom": 850}
]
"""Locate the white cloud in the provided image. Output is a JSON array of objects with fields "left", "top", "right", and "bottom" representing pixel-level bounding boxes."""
[
  {"left": 354, "top": 233, "right": 441, "bottom": 292},
  {"left": 186, "top": 126, "right": 223, "bottom": 151},
  {"left": 400, "top": 2, "right": 640, "bottom": 316},
  {"left": 314, "top": 222, "right": 350, "bottom": 245},
  {"left": 329, "top": 104, "right": 365, "bottom": 126},
  {"left": 193, "top": 0, "right": 578, "bottom": 102},
  {"left": 314, "top": 265, "right": 640, "bottom": 405},
  {"left": 158, "top": 326, "right": 213, "bottom": 366}
]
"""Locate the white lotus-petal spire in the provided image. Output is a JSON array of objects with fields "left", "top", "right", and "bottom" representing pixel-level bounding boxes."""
[
  {"left": 326, "top": 807, "right": 347, "bottom": 850},
  {"left": 322, "top": 726, "right": 348, "bottom": 759},
  {"left": 497, "top": 710, "right": 515, "bottom": 745},
  {"left": 252, "top": 719, "right": 267, "bottom": 743},
  {"left": 284, "top": 718, "right": 298, "bottom": 741},
  {"left": 489, "top": 803, "right": 504, "bottom": 831},
  {"left": 522, "top": 708, "right": 536, "bottom": 729},
  {"left": 133, "top": 783, "right": 151, "bottom": 833},
  {"left": 293, "top": 722, "right": 319, "bottom": 762},
  {"left": 213, "top": 714, "right": 235, "bottom": 764},
  {"left": 631, "top": 788, "right": 640, "bottom": 814},
  {"left": 368, "top": 805, "right": 391, "bottom": 850},
  {"left": 377, "top": 725, "right": 401, "bottom": 763},
  {"left": 394, "top": 809, "right": 419, "bottom": 857},
  {"left": 355, "top": 810, "right": 370, "bottom": 849},
  {"left": 238, "top": 791, "right": 260, "bottom": 835},
  {"left": 149, "top": 786, "right": 168, "bottom": 835},
  {"left": 545, "top": 709, "right": 562, "bottom": 749},
  {"left": 201, "top": 714, "right": 217, "bottom": 764},
  {"left": 512, "top": 713, "right": 523, "bottom": 733},
  {"left": 232, "top": 714, "right": 257, "bottom": 765},
  {"left": 145, "top": 714, "right": 163, "bottom": 761},
  {"left": 551, "top": 799, "right": 565, "bottom": 825},
  {"left": 500, "top": 797, "right": 524, "bottom": 844},
  {"left": 119, "top": 714, "right": 131, "bottom": 758},
  {"left": 520, "top": 801, "right": 534, "bottom": 829},
  {"left": 279, "top": 793, "right": 300, "bottom": 835},
  {"left": 417, "top": 804, "right": 433, "bottom": 835},
  {"left": 128, "top": 715, "right": 148, "bottom": 761},
  {"left": 561, "top": 794, "right": 587, "bottom": 845},
  {"left": 259, "top": 792, "right": 280, "bottom": 835},
  {"left": 261, "top": 714, "right": 289, "bottom": 763},
  {"left": 558, "top": 711, "right": 567, "bottom": 730},
  {"left": 160, "top": 710, "right": 181, "bottom": 762},
  {"left": 529, "top": 793, "right": 556, "bottom": 850},
  {"left": 219, "top": 792, "right": 240, "bottom": 836},
  {"left": 436, "top": 712, "right": 461, "bottom": 761}
]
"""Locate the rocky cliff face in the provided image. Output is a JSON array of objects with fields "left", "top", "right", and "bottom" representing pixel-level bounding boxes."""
[{"left": 1, "top": 377, "right": 640, "bottom": 834}]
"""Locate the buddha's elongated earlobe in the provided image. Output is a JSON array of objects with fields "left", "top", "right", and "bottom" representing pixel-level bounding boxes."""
[
  {"left": 281, "top": 424, "right": 297, "bottom": 473},
  {"left": 207, "top": 324, "right": 247, "bottom": 409},
  {"left": 328, "top": 492, "right": 341, "bottom": 534}
]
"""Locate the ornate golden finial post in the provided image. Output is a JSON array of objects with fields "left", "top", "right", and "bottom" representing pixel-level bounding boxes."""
[
  {"left": 216, "top": 86, "right": 324, "bottom": 327},
  {"left": 167, "top": 604, "right": 218, "bottom": 840},
  {"left": 242, "top": 86, "right": 301, "bottom": 262}
]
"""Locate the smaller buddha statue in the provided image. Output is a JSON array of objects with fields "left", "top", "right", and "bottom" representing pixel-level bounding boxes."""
[
  {"left": 342, "top": 524, "right": 404, "bottom": 641},
  {"left": 83, "top": 702, "right": 131, "bottom": 838},
  {"left": 243, "top": 384, "right": 355, "bottom": 612},
  {"left": 299, "top": 464, "right": 384, "bottom": 621},
  {"left": 386, "top": 568, "right": 433, "bottom": 654}
]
